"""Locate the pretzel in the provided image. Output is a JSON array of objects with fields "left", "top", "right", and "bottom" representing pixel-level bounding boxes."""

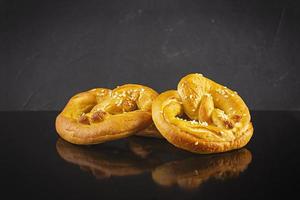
[
  {"left": 152, "top": 74, "right": 253, "bottom": 153},
  {"left": 55, "top": 84, "right": 158, "bottom": 145}
]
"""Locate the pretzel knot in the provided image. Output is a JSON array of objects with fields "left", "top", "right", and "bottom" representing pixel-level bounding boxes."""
[
  {"left": 56, "top": 84, "right": 158, "bottom": 144},
  {"left": 152, "top": 74, "right": 253, "bottom": 153}
]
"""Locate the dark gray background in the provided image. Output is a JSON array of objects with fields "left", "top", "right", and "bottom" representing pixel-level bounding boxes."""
[{"left": 1, "top": 0, "right": 300, "bottom": 111}]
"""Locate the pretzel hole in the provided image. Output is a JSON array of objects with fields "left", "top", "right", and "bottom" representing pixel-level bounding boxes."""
[{"left": 176, "top": 113, "right": 190, "bottom": 121}]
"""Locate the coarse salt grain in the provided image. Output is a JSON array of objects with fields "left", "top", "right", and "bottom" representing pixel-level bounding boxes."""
[{"left": 201, "top": 122, "right": 208, "bottom": 126}]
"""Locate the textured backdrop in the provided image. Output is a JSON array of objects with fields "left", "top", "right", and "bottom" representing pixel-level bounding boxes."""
[{"left": 1, "top": 0, "right": 300, "bottom": 110}]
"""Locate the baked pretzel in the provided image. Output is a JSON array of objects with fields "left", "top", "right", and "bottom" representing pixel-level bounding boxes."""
[
  {"left": 56, "top": 84, "right": 158, "bottom": 144},
  {"left": 152, "top": 73, "right": 253, "bottom": 153}
]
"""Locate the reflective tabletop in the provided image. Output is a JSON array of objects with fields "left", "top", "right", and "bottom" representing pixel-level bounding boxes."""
[{"left": 2, "top": 111, "right": 299, "bottom": 199}]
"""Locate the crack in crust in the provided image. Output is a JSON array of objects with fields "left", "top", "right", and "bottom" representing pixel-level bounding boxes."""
[
  {"left": 78, "top": 115, "right": 90, "bottom": 125},
  {"left": 91, "top": 110, "right": 107, "bottom": 123}
]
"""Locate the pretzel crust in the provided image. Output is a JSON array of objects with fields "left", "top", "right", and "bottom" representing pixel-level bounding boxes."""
[
  {"left": 56, "top": 84, "right": 158, "bottom": 144},
  {"left": 152, "top": 74, "right": 253, "bottom": 154},
  {"left": 134, "top": 123, "right": 163, "bottom": 138}
]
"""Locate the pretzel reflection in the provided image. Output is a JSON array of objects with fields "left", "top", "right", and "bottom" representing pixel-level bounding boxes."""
[
  {"left": 152, "top": 148, "right": 251, "bottom": 190},
  {"left": 56, "top": 134, "right": 252, "bottom": 189},
  {"left": 56, "top": 138, "right": 159, "bottom": 178}
]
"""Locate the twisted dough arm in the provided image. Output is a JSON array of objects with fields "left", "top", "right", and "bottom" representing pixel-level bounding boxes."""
[
  {"left": 152, "top": 74, "right": 253, "bottom": 153},
  {"left": 56, "top": 84, "right": 158, "bottom": 145}
]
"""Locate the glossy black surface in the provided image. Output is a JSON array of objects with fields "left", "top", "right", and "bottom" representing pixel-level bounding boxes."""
[{"left": 2, "top": 111, "right": 300, "bottom": 199}]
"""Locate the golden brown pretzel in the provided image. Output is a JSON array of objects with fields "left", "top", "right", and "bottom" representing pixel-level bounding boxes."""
[
  {"left": 152, "top": 73, "right": 253, "bottom": 153},
  {"left": 56, "top": 84, "right": 158, "bottom": 144}
]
